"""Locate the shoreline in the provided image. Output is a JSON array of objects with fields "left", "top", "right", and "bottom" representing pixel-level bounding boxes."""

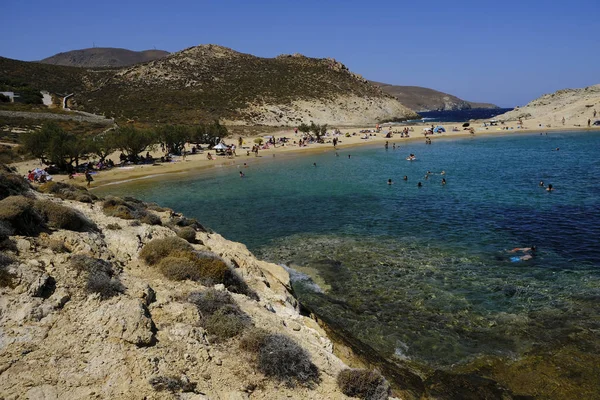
[{"left": 10, "top": 119, "right": 600, "bottom": 189}]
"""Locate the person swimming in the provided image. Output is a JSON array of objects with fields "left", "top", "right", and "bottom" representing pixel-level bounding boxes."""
[
  {"left": 387, "top": 179, "right": 393, "bottom": 185},
  {"left": 539, "top": 181, "right": 544, "bottom": 187},
  {"left": 239, "top": 171, "right": 245, "bottom": 178},
  {"left": 403, "top": 175, "right": 408, "bottom": 181},
  {"left": 509, "top": 245, "right": 537, "bottom": 261},
  {"left": 442, "top": 178, "right": 446, "bottom": 185},
  {"left": 546, "top": 184, "right": 554, "bottom": 192},
  {"left": 417, "top": 182, "right": 422, "bottom": 187}
]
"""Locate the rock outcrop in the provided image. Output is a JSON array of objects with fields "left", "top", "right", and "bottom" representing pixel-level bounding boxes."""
[
  {"left": 495, "top": 84, "right": 600, "bottom": 126},
  {"left": 40, "top": 48, "right": 170, "bottom": 68},
  {"left": 0, "top": 189, "right": 352, "bottom": 399}
]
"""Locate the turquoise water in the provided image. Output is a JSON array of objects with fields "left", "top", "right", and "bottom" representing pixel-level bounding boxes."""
[{"left": 98, "top": 131, "right": 600, "bottom": 382}]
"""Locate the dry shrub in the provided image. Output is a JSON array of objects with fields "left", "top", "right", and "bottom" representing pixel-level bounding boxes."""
[
  {"left": 105, "top": 223, "right": 121, "bottom": 230},
  {"left": 140, "top": 212, "right": 161, "bottom": 226},
  {"left": 146, "top": 203, "right": 171, "bottom": 213},
  {"left": 70, "top": 254, "right": 123, "bottom": 299},
  {"left": 196, "top": 257, "right": 229, "bottom": 283},
  {"left": 148, "top": 376, "right": 196, "bottom": 393},
  {"left": 33, "top": 199, "right": 96, "bottom": 232},
  {"left": 139, "top": 237, "right": 193, "bottom": 265},
  {"left": 176, "top": 226, "right": 197, "bottom": 243},
  {"left": 336, "top": 369, "right": 390, "bottom": 400},
  {"left": 169, "top": 215, "right": 206, "bottom": 232},
  {"left": 0, "top": 253, "right": 16, "bottom": 288},
  {"left": 0, "top": 196, "right": 43, "bottom": 236},
  {"left": 0, "top": 164, "right": 30, "bottom": 201},
  {"left": 37, "top": 181, "right": 97, "bottom": 203},
  {"left": 157, "top": 256, "right": 202, "bottom": 281},
  {"left": 205, "top": 305, "right": 250, "bottom": 342},
  {"left": 47, "top": 239, "right": 68, "bottom": 253},
  {"left": 102, "top": 196, "right": 146, "bottom": 220},
  {"left": 257, "top": 334, "right": 320, "bottom": 387},
  {"left": 239, "top": 327, "right": 269, "bottom": 353},
  {"left": 188, "top": 288, "right": 237, "bottom": 316}
]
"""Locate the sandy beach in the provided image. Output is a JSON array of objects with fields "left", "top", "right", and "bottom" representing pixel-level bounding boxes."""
[{"left": 10, "top": 117, "right": 600, "bottom": 189}]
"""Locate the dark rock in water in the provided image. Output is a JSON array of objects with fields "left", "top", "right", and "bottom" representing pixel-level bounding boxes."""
[{"left": 424, "top": 370, "right": 520, "bottom": 400}]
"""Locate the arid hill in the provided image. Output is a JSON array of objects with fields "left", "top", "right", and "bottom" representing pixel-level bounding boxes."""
[
  {"left": 40, "top": 47, "right": 169, "bottom": 68},
  {"left": 495, "top": 84, "right": 600, "bottom": 127},
  {"left": 370, "top": 82, "right": 498, "bottom": 112},
  {"left": 1, "top": 45, "right": 418, "bottom": 126}
]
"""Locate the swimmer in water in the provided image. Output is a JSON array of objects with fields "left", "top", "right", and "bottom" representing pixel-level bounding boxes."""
[
  {"left": 403, "top": 175, "right": 408, "bottom": 181},
  {"left": 417, "top": 182, "right": 422, "bottom": 187},
  {"left": 509, "top": 245, "right": 537, "bottom": 261},
  {"left": 442, "top": 178, "right": 446, "bottom": 185},
  {"left": 539, "top": 181, "right": 544, "bottom": 187},
  {"left": 313, "top": 162, "right": 317, "bottom": 167},
  {"left": 546, "top": 184, "right": 554, "bottom": 192},
  {"left": 387, "top": 179, "right": 393, "bottom": 185},
  {"left": 441, "top": 171, "right": 445, "bottom": 175},
  {"left": 239, "top": 171, "right": 245, "bottom": 178}
]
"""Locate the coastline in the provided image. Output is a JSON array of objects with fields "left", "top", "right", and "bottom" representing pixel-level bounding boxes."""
[{"left": 11, "top": 118, "right": 599, "bottom": 190}]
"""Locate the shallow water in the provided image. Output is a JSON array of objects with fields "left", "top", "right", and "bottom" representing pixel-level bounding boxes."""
[{"left": 98, "top": 131, "right": 600, "bottom": 396}]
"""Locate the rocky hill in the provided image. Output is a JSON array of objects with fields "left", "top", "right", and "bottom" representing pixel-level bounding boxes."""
[
  {"left": 494, "top": 84, "right": 600, "bottom": 127},
  {"left": 370, "top": 82, "right": 499, "bottom": 112},
  {"left": 40, "top": 48, "right": 169, "bottom": 68},
  {"left": 2, "top": 45, "right": 418, "bottom": 126},
  {"left": 0, "top": 168, "right": 365, "bottom": 399}
]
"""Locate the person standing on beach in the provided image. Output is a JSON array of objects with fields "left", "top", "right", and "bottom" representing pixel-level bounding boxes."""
[
  {"left": 85, "top": 170, "right": 93, "bottom": 187},
  {"left": 562, "top": 117, "right": 565, "bottom": 125},
  {"left": 588, "top": 119, "right": 591, "bottom": 127}
]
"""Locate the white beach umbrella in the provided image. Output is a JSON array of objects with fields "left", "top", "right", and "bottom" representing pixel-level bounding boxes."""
[{"left": 213, "top": 143, "right": 228, "bottom": 150}]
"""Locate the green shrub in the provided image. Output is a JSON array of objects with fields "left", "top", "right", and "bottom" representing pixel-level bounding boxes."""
[
  {"left": 33, "top": 199, "right": 96, "bottom": 232},
  {"left": 196, "top": 257, "right": 229, "bottom": 283},
  {"left": 205, "top": 305, "right": 250, "bottom": 342},
  {"left": 336, "top": 369, "right": 390, "bottom": 400},
  {"left": 148, "top": 376, "right": 196, "bottom": 393},
  {"left": 37, "top": 181, "right": 97, "bottom": 203},
  {"left": 105, "top": 223, "right": 121, "bottom": 230},
  {"left": 140, "top": 212, "right": 161, "bottom": 225},
  {"left": 0, "top": 164, "right": 30, "bottom": 201},
  {"left": 176, "top": 226, "right": 197, "bottom": 243},
  {"left": 0, "top": 196, "right": 43, "bottom": 235},
  {"left": 139, "top": 237, "right": 193, "bottom": 265},
  {"left": 258, "top": 334, "right": 320, "bottom": 387}
]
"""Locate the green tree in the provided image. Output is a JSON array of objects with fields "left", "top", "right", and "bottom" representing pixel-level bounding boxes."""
[
  {"left": 111, "top": 126, "right": 155, "bottom": 159},
  {"left": 87, "top": 131, "right": 117, "bottom": 162},
  {"left": 21, "top": 122, "right": 87, "bottom": 171},
  {"left": 156, "top": 125, "right": 189, "bottom": 155},
  {"left": 191, "top": 121, "right": 229, "bottom": 147},
  {"left": 298, "top": 123, "right": 310, "bottom": 134}
]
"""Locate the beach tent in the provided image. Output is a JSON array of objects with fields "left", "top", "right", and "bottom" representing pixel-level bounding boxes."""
[{"left": 433, "top": 126, "right": 446, "bottom": 133}]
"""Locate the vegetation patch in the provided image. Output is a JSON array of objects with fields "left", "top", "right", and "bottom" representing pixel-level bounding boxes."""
[
  {"left": 0, "top": 253, "right": 16, "bottom": 288},
  {"left": 188, "top": 288, "right": 250, "bottom": 342},
  {"left": 139, "top": 237, "right": 193, "bottom": 265},
  {"left": 139, "top": 212, "right": 161, "bottom": 226},
  {"left": 33, "top": 199, "right": 96, "bottom": 232},
  {"left": 337, "top": 369, "right": 390, "bottom": 400},
  {"left": 148, "top": 376, "right": 196, "bottom": 393},
  {"left": 70, "top": 254, "right": 123, "bottom": 299},
  {"left": 0, "top": 195, "right": 44, "bottom": 236},
  {"left": 105, "top": 223, "right": 122, "bottom": 230},
  {"left": 169, "top": 215, "right": 206, "bottom": 232},
  {"left": 38, "top": 181, "right": 97, "bottom": 203},
  {"left": 176, "top": 226, "right": 197, "bottom": 243},
  {"left": 0, "top": 164, "right": 30, "bottom": 201},
  {"left": 252, "top": 334, "right": 320, "bottom": 387},
  {"left": 157, "top": 256, "right": 202, "bottom": 281},
  {"left": 102, "top": 196, "right": 147, "bottom": 220}
]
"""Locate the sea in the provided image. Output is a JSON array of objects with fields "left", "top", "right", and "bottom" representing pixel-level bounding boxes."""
[{"left": 97, "top": 129, "right": 600, "bottom": 398}]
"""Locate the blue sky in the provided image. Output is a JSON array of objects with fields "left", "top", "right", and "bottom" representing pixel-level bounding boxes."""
[{"left": 2, "top": 0, "right": 599, "bottom": 107}]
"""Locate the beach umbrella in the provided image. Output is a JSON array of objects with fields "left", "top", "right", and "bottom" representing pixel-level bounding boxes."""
[
  {"left": 433, "top": 126, "right": 446, "bottom": 133},
  {"left": 462, "top": 123, "right": 470, "bottom": 127},
  {"left": 213, "top": 143, "right": 228, "bottom": 150}
]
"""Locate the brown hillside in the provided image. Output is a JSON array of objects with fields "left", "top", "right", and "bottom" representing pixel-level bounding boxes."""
[
  {"left": 370, "top": 81, "right": 498, "bottom": 112},
  {"left": 40, "top": 47, "right": 169, "bottom": 68}
]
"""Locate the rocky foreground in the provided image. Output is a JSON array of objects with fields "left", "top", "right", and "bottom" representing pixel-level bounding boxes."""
[{"left": 0, "top": 168, "right": 390, "bottom": 399}]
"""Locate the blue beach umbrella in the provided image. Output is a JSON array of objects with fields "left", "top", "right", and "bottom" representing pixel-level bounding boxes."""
[{"left": 433, "top": 126, "right": 446, "bottom": 133}]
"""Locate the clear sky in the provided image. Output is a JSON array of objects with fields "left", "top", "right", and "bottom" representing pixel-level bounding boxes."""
[{"left": 2, "top": 0, "right": 599, "bottom": 107}]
